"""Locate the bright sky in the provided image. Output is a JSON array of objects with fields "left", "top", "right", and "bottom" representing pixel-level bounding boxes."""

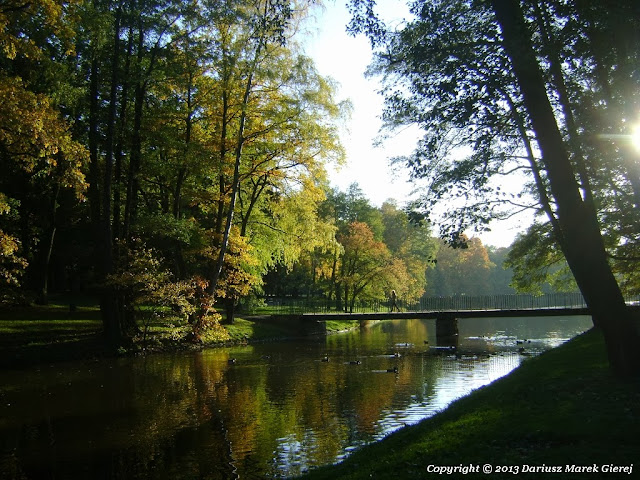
[{"left": 302, "top": 1, "right": 531, "bottom": 248}]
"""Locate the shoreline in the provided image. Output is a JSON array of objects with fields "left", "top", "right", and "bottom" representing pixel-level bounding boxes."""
[
  {"left": 294, "top": 328, "right": 640, "bottom": 479},
  {"left": 0, "top": 305, "right": 361, "bottom": 369}
]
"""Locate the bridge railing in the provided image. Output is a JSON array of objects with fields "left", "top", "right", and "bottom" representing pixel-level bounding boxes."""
[
  {"left": 251, "top": 292, "right": 640, "bottom": 315},
  {"left": 256, "top": 297, "right": 388, "bottom": 315},
  {"left": 250, "top": 293, "right": 640, "bottom": 316},
  {"left": 412, "top": 292, "right": 590, "bottom": 312}
]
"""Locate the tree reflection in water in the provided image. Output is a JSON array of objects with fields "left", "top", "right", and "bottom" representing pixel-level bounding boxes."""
[{"left": 0, "top": 316, "right": 592, "bottom": 478}]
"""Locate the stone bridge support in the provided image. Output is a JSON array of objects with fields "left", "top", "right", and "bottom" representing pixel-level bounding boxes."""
[{"left": 436, "top": 313, "right": 459, "bottom": 345}]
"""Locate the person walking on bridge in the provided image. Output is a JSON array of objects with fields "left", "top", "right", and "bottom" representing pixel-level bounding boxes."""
[{"left": 390, "top": 290, "right": 400, "bottom": 312}]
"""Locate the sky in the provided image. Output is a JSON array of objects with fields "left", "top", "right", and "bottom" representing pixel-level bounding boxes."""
[{"left": 302, "top": 1, "right": 531, "bottom": 248}]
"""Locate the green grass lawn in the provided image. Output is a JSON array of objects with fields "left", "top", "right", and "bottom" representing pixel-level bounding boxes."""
[
  {"left": 0, "top": 299, "right": 319, "bottom": 366},
  {"left": 296, "top": 329, "right": 640, "bottom": 479},
  {"left": 325, "top": 319, "right": 360, "bottom": 333},
  {"left": 0, "top": 301, "right": 104, "bottom": 367}
]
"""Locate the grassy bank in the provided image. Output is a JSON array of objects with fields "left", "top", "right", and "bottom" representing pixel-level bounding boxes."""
[
  {"left": 0, "top": 300, "right": 308, "bottom": 368},
  {"left": 325, "top": 319, "right": 361, "bottom": 333},
  {"left": 0, "top": 302, "right": 106, "bottom": 367},
  {"left": 297, "top": 329, "right": 640, "bottom": 479}
]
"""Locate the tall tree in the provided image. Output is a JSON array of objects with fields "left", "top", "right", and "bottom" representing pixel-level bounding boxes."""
[
  {"left": 349, "top": 0, "right": 640, "bottom": 375},
  {"left": 0, "top": 0, "right": 88, "bottom": 304},
  {"left": 380, "top": 200, "right": 435, "bottom": 301},
  {"left": 207, "top": 0, "right": 296, "bottom": 295},
  {"left": 490, "top": 0, "right": 638, "bottom": 375}
]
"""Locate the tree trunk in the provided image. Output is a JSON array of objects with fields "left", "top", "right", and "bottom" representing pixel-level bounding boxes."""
[
  {"left": 38, "top": 183, "right": 60, "bottom": 305},
  {"left": 88, "top": 57, "right": 101, "bottom": 225},
  {"left": 123, "top": 49, "right": 146, "bottom": 241},
  {"left": 532, "top": 3, "right": 597, "bottom": 217},
  {"left": 210, "top": 62, "right": 258, "bottom": 293},
  {"left": 100, "top": 6, "right": 123, "bottom": 346},
  {"left": 113, "top": 24, "right": 133, "bottom": 242},
  {"left": 491, "top": 0, "right": 640, "bottom": 376},
  {"left": 223, "top": 297, "right": 236, "bottom": 325},
  {"left": 240, "top": 176, "right": 268, "bottom": 236}
]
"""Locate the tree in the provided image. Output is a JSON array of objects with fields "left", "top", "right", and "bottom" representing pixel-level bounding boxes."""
[
  {"left": 349, "top": 0, "right": 640, "bottom": 375},
  {"left": 337, "top": 221, "right": 391, "bottom": 312},
  {"left": 0, "top": 193, "right": 27, "bottom": 301},
  {"left": 0, "top": 0, "right": 88, "bottom": 304},
  {"left": 426, "top": 236, "right": 493, "bottom": 296},
  {"left": 207, "top": 0, "right": 297, "bottom": 295},
  {"left": 490, "top": 0, "right": 639, "bottom": 375},
  {"left": 380, "top": 200, "right": 435, "bottom": 301},
  {"left": 486, "top": 245, "right": 516, "bottom": 295},
  {"left": 312, "top": 185, "right": 384, "bottom": 306},
  {"left": 504, "top": 223, "right": 577, "bottom": 295}
]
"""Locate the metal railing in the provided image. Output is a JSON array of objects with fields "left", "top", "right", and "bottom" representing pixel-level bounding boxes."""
[{"left": 246, "top": 292, "right": 640, "bottom": 316}]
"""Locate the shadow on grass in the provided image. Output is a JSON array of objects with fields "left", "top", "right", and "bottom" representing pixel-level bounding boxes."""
[{"left": 0, "top": 303, "right": 309, "bottom": 369}]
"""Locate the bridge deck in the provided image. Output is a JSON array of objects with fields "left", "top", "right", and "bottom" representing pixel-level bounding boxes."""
[{"left": 301, "top": 307, "right": 592, "bottom": 321}]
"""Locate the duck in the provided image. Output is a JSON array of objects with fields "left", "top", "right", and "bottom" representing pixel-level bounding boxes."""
[
  {"left": 228, "top": 358, "right": 237, "bottom": 364},
  {"left": 321, "top": 356, "right": 329, "bottom": 362},
  {"left": 387, "top": 367, "right": 399, "bottom": 373},
  {"left": 349, "top": 360, "right": 362, "bottom": 365},
  {"left": 393, "top": 352, "right": 401, "bottom": 358}
]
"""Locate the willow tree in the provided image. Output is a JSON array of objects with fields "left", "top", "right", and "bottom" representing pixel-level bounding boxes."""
[{"left": 349, "top": 0, "right": 640, "bottom": 375}]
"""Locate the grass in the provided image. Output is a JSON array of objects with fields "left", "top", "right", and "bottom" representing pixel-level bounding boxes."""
[
  {"left": 296, "top": 329, "right": 640, "bottom": 479},
  {"left": 0, "top": 298, "right": 320, "bottom": 367},
  {"left": 224, "top": 316, "right": 302, "bottom": 342},
  {"left": 0, "top": 301, "right": 104, "bottom": 367},
  {"left": 325, "top": 319, "right": 361, "bottom": 333}
]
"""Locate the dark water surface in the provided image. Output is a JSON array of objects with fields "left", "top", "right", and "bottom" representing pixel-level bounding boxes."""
[{"left": 0, "top": 316, "right": 592, "bottom": 479}]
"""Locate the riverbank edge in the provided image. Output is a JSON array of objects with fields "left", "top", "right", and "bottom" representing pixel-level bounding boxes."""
[
  {"left": 295, "top": 328, "right": 640, "bottom": 480},
  {"left": 0, "top": 306, "right": 361, "bottom": 369}
]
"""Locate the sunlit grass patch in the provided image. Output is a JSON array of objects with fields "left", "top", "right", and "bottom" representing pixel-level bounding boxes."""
[
  {"left": 325, "top": 320, "right": 360, "bottom": 333},
  {"left": 226, "top": 317, "right": 297, "bottom": 342}
]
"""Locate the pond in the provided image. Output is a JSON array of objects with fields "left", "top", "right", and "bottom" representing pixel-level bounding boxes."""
[{"left": 0, "top": 316, "right": 592, "bottom": 479}]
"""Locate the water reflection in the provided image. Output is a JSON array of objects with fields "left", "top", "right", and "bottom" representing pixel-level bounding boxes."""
[{"left": 0, "top": 316, "right": 592, "bottom": 479}]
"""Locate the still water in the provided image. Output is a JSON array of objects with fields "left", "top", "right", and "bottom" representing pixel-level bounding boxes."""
[{"left": 0, "top": 316, "right": 592, "bottom": 479}]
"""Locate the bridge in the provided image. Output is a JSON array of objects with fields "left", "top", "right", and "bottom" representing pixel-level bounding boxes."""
[
  {"left": 260, "top": 292, "right": 601, "bottom": 315},
  {"left": 253, "top": 293, "right": 640, "bottom": 338},
  {"left": 300, "top": 306, "right": 592, "bottom": 338},
  {"left": 300, "top": 306, "right": 592, "bottom": 321}
]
